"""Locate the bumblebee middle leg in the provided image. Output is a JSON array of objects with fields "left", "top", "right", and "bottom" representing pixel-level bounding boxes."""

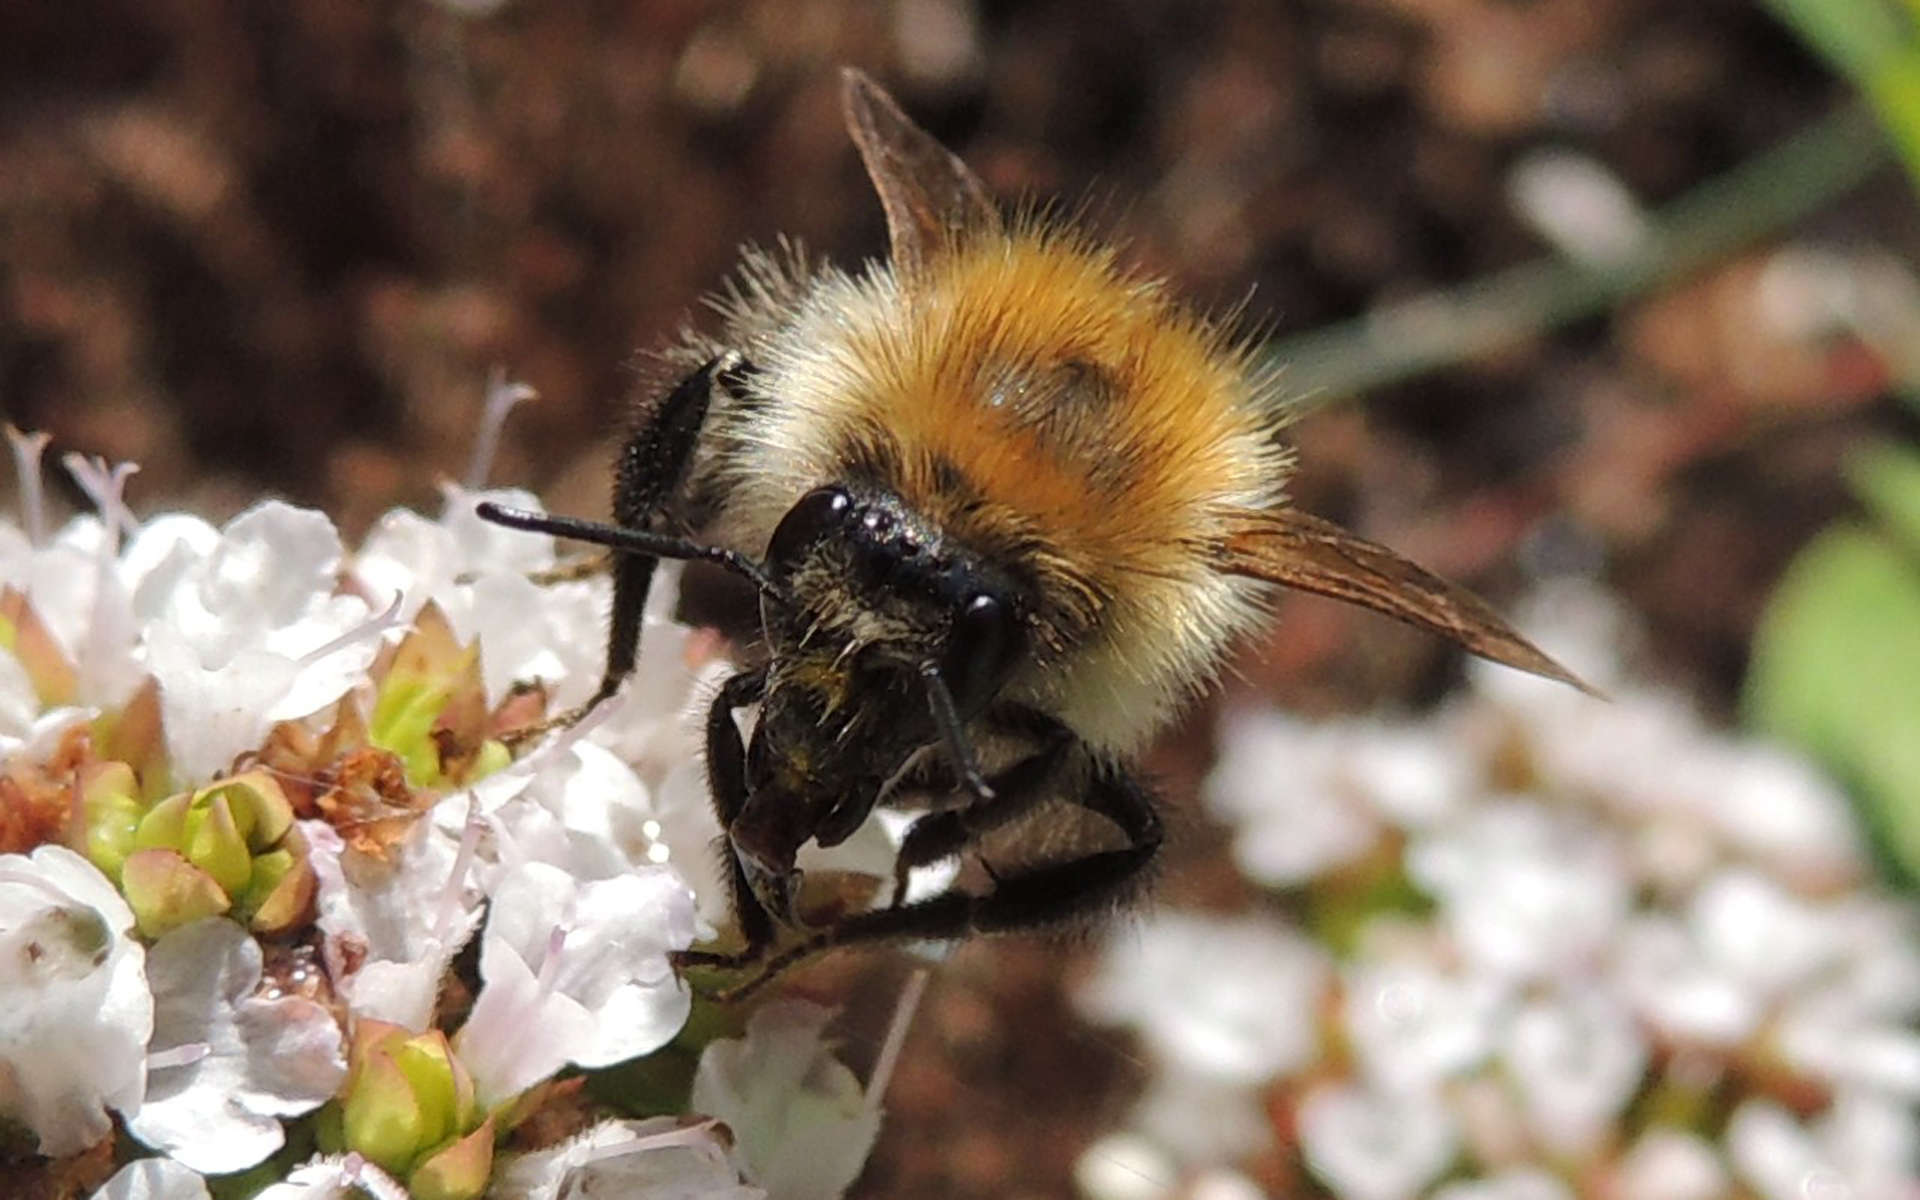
[
  {"left": 714, "top": 750, "right": 1164, "bottom": 1000},
  {"left": 886, "top": 710, "right": 1076, "bottom": 903}
]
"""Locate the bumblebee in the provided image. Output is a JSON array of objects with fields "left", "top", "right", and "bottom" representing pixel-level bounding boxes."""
[{"left": 479, "top": 69, "right": 1581, "bottom": 994}]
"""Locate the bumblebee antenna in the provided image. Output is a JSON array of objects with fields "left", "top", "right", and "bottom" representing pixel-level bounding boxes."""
[{"left": 475, "top": 501, "right": 788, "bottom": 602}]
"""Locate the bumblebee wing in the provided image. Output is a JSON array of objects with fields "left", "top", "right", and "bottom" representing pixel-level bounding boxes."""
[
  {"left": 1218, "top": 507, "right": 1597, "bottom": 694},
  {"left": 841, "top": 67, "right": 1003, "bottom": 276}
]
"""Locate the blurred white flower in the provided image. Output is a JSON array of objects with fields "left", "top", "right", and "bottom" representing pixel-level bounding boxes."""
[
  {"left": 1687, "top": 868, "right": 1839, "bottom": 1002},
  {"left": 1074, "top": 1131, "right": 1180, "bottom": 1200},
  {"left": 1078, "top": 910, "right": 1330, "bottom": 1085},
  {"left": 1123, "top": 580, "right": 1920, "bottom": 1200},
  {"left": 1343, "top": 955, "right": 1504, "bottom": 1096},
  {"left": 1506, "top": 148, "right": 1650, "bottom": 268},
  {"left": 1498, "top": 987, "right": 1645, "bottom": 1157},
  {"left": 1206, "top": 711, "right": 1387, "bottom": 885},
  {"left": 1726, "top": 1097, "right": 1919, "bottom": 1200},
  {"left": 1610, "top": 1128, "right": 1728, "bottom": 1200},
  {"left": 1127, "top": 1065, "right": 1274, "bottom": 1166},
  {"left": 126, "top": 918, "right": 347, "bottom": 1173},
  {"left": 1297, "top": 1081, "right": 1458, "bottom": 1200},
  {"left": 0, "top": 845, "right": 152, "bottom": 1157},
  {"left": 1612, "top": 913, "right": 1758, "bottom": 1046},
  {"left": 1408, "top": 800, "right": 1629, "bottom": 983},
  {"left": 1429, "top": 1169, "right": 1573, "bottom": 1200},
  {"left": 1206, "top": 711, "right": 1475, "bottom": 888},
  {"left": 1693, "top": 742, "right": 1864, "bottom": 888}
]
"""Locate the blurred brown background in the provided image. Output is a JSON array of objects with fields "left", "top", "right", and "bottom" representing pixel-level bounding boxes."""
[{"left": 1, "top": 3, "right": 1907, "bottom": 1194}]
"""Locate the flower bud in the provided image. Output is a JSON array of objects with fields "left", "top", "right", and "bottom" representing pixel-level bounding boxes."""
[
  {"left": 106, "top": 770, "right": 315, "bottom": 937},
  {"left": 334, "top": 1020, "right": 492, "bottom": 1198}
]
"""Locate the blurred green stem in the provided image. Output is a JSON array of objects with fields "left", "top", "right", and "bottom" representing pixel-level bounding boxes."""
[
  {"left": 1765, "top": 0, "right": 1920, "bottom": 180},
  {"left": 1265, "top": 104, "right": 1889, "bottom": 410}
]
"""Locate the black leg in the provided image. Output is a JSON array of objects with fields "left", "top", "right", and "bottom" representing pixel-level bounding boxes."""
[
  {"left": 600, "top": 353, "right": 734, "bottom": 702},
  {"left": 671, "top": 666, "right": 777, "bottom": 969},
  {"left": 713, "top": 751, "right": 1165, "bottom": 1000},
  {"left": 475, "top": 353, "right": 746, "bottom": 710},
  {"left": 888, "top": 721, "right": 1074, "bottom": 903}
]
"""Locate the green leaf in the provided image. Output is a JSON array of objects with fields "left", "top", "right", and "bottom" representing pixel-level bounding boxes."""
[
  {"left": 1848, "top": 441, "right": 1920, "bottom": 556},
  {"left": 1745, "top": 524, "right": 1920, "bottom": 882}
]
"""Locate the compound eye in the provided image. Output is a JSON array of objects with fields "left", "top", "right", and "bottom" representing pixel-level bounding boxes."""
[
  {"left": 943, "top": 591, "right": 1024, "bottom": 714},
  {"left": 766, "top": 486, "right": 852, "bottom": 575}
]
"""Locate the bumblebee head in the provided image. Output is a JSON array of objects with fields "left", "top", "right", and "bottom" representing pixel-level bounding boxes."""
[{"left": 762, "top": 483, "right": 1031, "bottom": 715}]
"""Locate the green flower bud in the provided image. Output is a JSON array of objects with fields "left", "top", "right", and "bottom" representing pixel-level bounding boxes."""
[
  {"left": 121, "top": 847, "right": 231, "bottom": 938},
  {"left": 335, "top": 1020, "right": 492, "bottom": 1190},
  {"left": 80, "top": 761, "right": 143, "bottom": 880}
]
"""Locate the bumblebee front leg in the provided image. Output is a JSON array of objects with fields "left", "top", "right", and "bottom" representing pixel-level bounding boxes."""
[
  {"left": 595, "top": 353, "right": 746, "bottom": 707},
  {"left": 669, "top": 666, "right": 780, "bottom": 972},
  {"left": 716, "top": 751, "right": 1164, "bottom": 1001},
  {"left": 477, "top": 353, "right": 754, "bottom": 741}
]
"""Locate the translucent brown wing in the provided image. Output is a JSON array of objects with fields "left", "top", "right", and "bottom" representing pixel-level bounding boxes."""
[
  {"left": 1218, "top": 507, "right": 1597, "bottom": 694},
  {"left": 841, "top": 67, "right": 1003, "bottom": 276}
]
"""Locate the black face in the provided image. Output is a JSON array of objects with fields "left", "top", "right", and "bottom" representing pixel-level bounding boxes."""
[{"left": 764, "top": 484, "right": 1027, "bottom": 714}]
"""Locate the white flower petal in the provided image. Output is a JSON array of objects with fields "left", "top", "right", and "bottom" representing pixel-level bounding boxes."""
[
  {"left": 308, "top": 815, "right": 483, "bottom": 1026},
  {"left": 89, "top": 1158, "right": 212, "bottom": 1200},
  {"left": 121, "top": 514, "right": 221, "bottom": 611},
  {"left": 459, "top": 930, "right": 598, "bottom": 1105},
  {"left": 490, "top": 1117, "right": 765, "bottom": 1200},
  {"left": 254, "top": 1154, "right": 409, "bottom": 1200},
  {"left": 144, "top": 624, "right": 299, "bottom": 782},
  {"left": 473, "top": 861, "right": 695, "bottom": 1074},
  {"left": 691, "top": 1001, "right": 882, "bottom": 1200},
  {"left": 0, "top": 845, "right": 151, "bottom": 1157},
  {"left": 126, "top": 919, "right": 346, "bottom": 1173}
]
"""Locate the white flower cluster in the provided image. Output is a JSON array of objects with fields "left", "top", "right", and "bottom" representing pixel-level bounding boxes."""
[
  {"left": 1077, "top": 582, "right": 1920, "bottom": 1200},
  {"left": 0, "top": 427, "right": 897, "bottom": 1200}
]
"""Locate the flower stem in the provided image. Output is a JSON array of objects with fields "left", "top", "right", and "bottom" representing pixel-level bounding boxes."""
[{"left": 1264, "top": 104, "right": 1891, "bottom": 411}]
